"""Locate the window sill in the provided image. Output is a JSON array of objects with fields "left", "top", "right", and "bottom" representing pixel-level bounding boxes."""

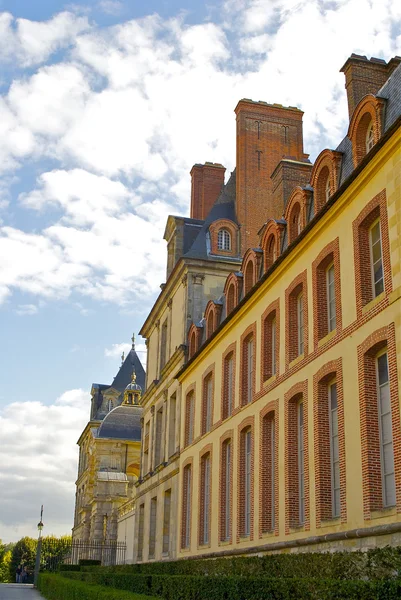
[
  {"left": 263, "top": 374, "right": 277, "bottom": 387},
  {"left": 318, "top": 329, "right": 337, "bottom": 348},
  {"left": 320, "top": 517, "right": 341, "bottom": 528},
  {"left": 289, "top": 354, "right": 304, "bottom": 369},
  {"left": 289, "top": 525, "right": 305, "bottom": 534},
  {"left": 219, "top": 539, "right": 232, "bottom": 546},
  {"left": 361, "top": 291, "right": 385, "bottom": 314},
  {"left": 239, "top": 535, "right": 251, "bottom": 542},
  {"left": 260, "top": 530, "right": 275, "bottom": 539},
  {"left": 198, "top": 543, "right": 211, "bottom": 550},
  {"left": 369, "top": 506, "right": 397, "bottom": 520}
]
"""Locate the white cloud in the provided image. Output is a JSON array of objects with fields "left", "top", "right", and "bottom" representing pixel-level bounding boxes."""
[
  {"left": 0, "top": 11, "right": 90, "bottom": 67},
  {"left": 98, "top": 0, "right": 124, "bottom": 16},
  {"left": 104, "top": 342, "right": 131, "bottom": 358},
  {"left": 0, "top": 389, "right": 89, "bottom": 542},
  {"left": 14, "top": 303, "right": 38, "bottom": 316}
]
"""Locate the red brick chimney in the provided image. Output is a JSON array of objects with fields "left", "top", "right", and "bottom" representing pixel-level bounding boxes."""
[
  {"left": 234, "top": 99, "right": 309, "bottom": 254},
  {"left": 340, "top": 54, "right": 401, "bottom": 119},
  {"left": 190, "top": 162, "right": 226, "bottom": 220}
]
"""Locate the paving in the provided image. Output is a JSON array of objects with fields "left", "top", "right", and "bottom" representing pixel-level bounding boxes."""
[{"left": 0, "top": 585, "right": 45, "bottom": 600}]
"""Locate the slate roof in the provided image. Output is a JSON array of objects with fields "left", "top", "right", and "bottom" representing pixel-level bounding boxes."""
[
  {"left": 97, "top": 404, "right": 142, "bottom": 441},
  {"left": 184, "top": 170, "right": 239, "bottom": 261},
  {"left": 335, "top": 61, "right": 401, "bottom": 188},
  {"left": 111, "top": 347, "right": 145, "bottom": 392}
]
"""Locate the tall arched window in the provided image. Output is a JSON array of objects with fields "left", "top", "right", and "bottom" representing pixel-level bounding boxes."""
[
  {"left": 366, "top": 121, "right": 374, "bottom": 153},
  {"left": 218, "top": 229, "right": 231, "bottom": 251}
]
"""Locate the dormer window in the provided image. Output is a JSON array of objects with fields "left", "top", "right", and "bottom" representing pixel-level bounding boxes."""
[
  {"left": 366, "top": 121, "right": 374, "bottom": 153},
  {"left": 218, "top": 229, "right": 231, "bottom": 251}
]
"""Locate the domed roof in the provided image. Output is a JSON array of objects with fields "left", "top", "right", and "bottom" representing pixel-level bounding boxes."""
[{"left": 97, "top": 404, "right": 142, "bottom": 441}]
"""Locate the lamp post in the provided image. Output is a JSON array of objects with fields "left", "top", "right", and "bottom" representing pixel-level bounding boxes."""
[{"left": 33, "top": 505, "right": 44, "bottom": 587}]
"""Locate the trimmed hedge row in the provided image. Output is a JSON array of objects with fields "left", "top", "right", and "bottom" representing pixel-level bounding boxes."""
[
  {"left": 79, "top": 546, "right": 401, "bottom": 581},
  {"left": 61, "top": 571, "right": 401, "bottom": 600},
  {"left": 37, "top": 573, "right": 160, "bottom": 600},
  {"left": 59, "top": 565, "right": 81, "bottom": 572}
]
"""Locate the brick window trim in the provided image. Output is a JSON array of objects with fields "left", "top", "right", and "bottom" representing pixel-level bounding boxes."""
[
  {"left": 221, "top": 342, "right": 237, "bottom": 421},
  {"left": 261, "top": 220, "right": 281, "bottom": 272},
  {"left": 261, "top": 298, "right": 280, "bottom": 382},
  {"left": 313, "top": 358, "right": 347, "bottom": 527},
  {"left": 237, "top": 416, "right": 255, "bottom": 542},
  {"left": 184, "top": 383, "right": 196, "bottom": 448},
  {"left": 259, "top": 399, "right": 279, "bottom": 537},
  {"left": 312, "top": 238, "right": 342, "bottom": 348},
  {"left": 204, "top": 301, "right": 223, "bottom": 339},
  {"left": 285, "top": 270, "right": 309, "bottom": 368},
  {"left": 224, "top": 272, "right": 243, "bottom": 317},
  {"left": 219, "top": 430, "right": 234, "bottom": 544},
  {"left": 284, "top": 380, "right": 310, "bottom": 533},
  {"left": 198, "top": 443, "right": 213, "bottom": 548},
  {"left": 201, "top": 364, "right": 215, "bottom": 437},
  {"left": 357, "top": 323, "right": 401, "bottom": 519},
  {"left": 240, "top": 322, "right": 257, "bottom": 407},
  {"left": 348, "top": 94, "right": 386, "bottom": 167},
  {"left": 242, "top": 248, "right": 263, "bottom": 296},
  {"left": 188, "top": 323, "right": 203, "bottom": 359},
  {"left": 284, "top": 187, "right": 309, "bottom": 245},
  {"left": 181, "top": 458, "right": 193, "bottom": 550},
  {"left": 352, "top": 189, "right": 392, "bottom": 317},
  {"left": 209, "top": 218, "right": 238, "bottom": 256},
  {"left": 310, "top": 149, "right": 343, "bottom": 213}
]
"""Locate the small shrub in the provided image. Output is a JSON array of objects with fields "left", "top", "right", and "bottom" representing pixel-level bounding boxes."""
[{"left": 79, "top": 559, "right": 101, "bottom": 566}]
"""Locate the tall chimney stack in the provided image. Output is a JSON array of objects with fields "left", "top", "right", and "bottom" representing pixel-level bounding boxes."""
[
  {"left": 340, "top": 54, "right": 401, "bottom": 119},
  {"left": 190, "top": 162, "right": 226, "bottom": 220}
]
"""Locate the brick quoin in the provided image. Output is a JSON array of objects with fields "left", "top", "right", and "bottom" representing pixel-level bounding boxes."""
[
  {"left": 357, "top": 324, "right": 401, "bottom": 520},
  {"left": 313, "top": 359, "right": 347, "bottom": 527},
  {"left": 234, "top": 100, "right": 309, "bottom": 254}
]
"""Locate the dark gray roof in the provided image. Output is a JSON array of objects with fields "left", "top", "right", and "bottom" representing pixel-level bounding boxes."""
[
  {"left": 336, "top": 61, "right": 401, "bottom": 187},
  {"left": 111, "top": 347, "right": 145, "bottom": 392},
  {"left": 97, "top": 405, "right": 142, "bottom": 441},
  {"left": 184, "top": 170, "right": 239, "bottom": 261}
]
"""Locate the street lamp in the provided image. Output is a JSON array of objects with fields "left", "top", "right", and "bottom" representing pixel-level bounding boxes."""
[{"left": 33, "top": 506, "right": 44, "bottom": 587}]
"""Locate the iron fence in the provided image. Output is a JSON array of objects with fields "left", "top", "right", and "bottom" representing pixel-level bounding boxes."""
[{"left": 43, "top": 540, "right": 126, "bottom": 570}]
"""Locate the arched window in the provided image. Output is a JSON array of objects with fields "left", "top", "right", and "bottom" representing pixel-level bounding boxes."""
[
  {"left": 366, "top": 121, "right": 374, "bottom": 153},
  {"left": 217, "top": 229, "right": 231, "bottom": 251},
  {"left": 226, "top": 284, "right": 235, "bottom": 315}
]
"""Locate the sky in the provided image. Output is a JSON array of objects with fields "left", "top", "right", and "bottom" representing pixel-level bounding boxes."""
[{"left": 0, "top": 0, "right": 400, "bottom": 544}]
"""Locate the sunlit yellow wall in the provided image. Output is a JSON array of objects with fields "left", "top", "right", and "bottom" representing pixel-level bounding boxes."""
[{"left": 177, "top": 129, "right": 401, "bottom": 557}]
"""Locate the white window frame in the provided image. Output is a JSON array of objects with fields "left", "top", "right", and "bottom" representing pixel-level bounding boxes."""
[
  {"left": 246, "top": 337, "right": 254, "bottom": 404},
  {"left": 326, "top": 263, "right": 336, "bottom": 333},
  {"left": 244, "top": 429, "right": 252, "bottom": 536},
  {"left": 271, "top": 316, "right": 276, "bottom": 376},
  {"left": 183, "top": 467, "right": 192, "bottom": 548},
  {"left": 376, "top": 350, "right": 396, "bottom": 507},
  {"left": 329, "top": 380, "right": 340, "bottom": 518},
  {"left": 202, "top": 455, "right": 211, "bottom": 544},
  {"left": 298, "top": 401, "right": 305, "bottom": 525},
  {"left": 366, "top": 121, "right": 374, "bottom": 152},
  {"left": 223, "top": 441, "right": 231, "bottom": 541},
  {"left": 369, "top": 218, "right": 384, "bottom": 298},
  {"left": 205, "top": 376, "right": 213, "bottom": 432},
  {"left": 297, "top": 292, "right": 304, "bottom": 356},
  {"left": 325, "top": 176, "right": 331, "bottom": 203},
  {"left": 270, "top": 417, "right": 276, "bottom": 531},
  {"left": 217, "top": 228, "right": 231, "bottom": 251},
  {"left": 227, "top": 355, "right": 234, "bottom": 417}
]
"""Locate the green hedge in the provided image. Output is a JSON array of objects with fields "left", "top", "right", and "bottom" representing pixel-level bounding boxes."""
[
  {"left": 37, "top": 573, "right": 160, "bottom": 600},
  {"left": 79, "top": 546, "right": 401, "bottom": 581},
  {"left": 59, "top": 565, "right": 81, "bottom": 572},
  {"left": 56, "top": 571, "right": 401, "bottom": 600},
  {"left": 79, "top": 560, "right": 101, "bottom": 566}
]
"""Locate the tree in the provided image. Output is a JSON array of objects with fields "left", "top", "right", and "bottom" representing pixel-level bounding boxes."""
[
  {"left": 9, "top": 537, "right": 37, "bottom": 581},
  {"left": 0, "top": 550, "right": 12, "bottom": 583}
]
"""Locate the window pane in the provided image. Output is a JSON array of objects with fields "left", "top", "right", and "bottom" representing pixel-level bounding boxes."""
[{"left": 377, "top": 353, "right": 389, "bottom": 386}]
